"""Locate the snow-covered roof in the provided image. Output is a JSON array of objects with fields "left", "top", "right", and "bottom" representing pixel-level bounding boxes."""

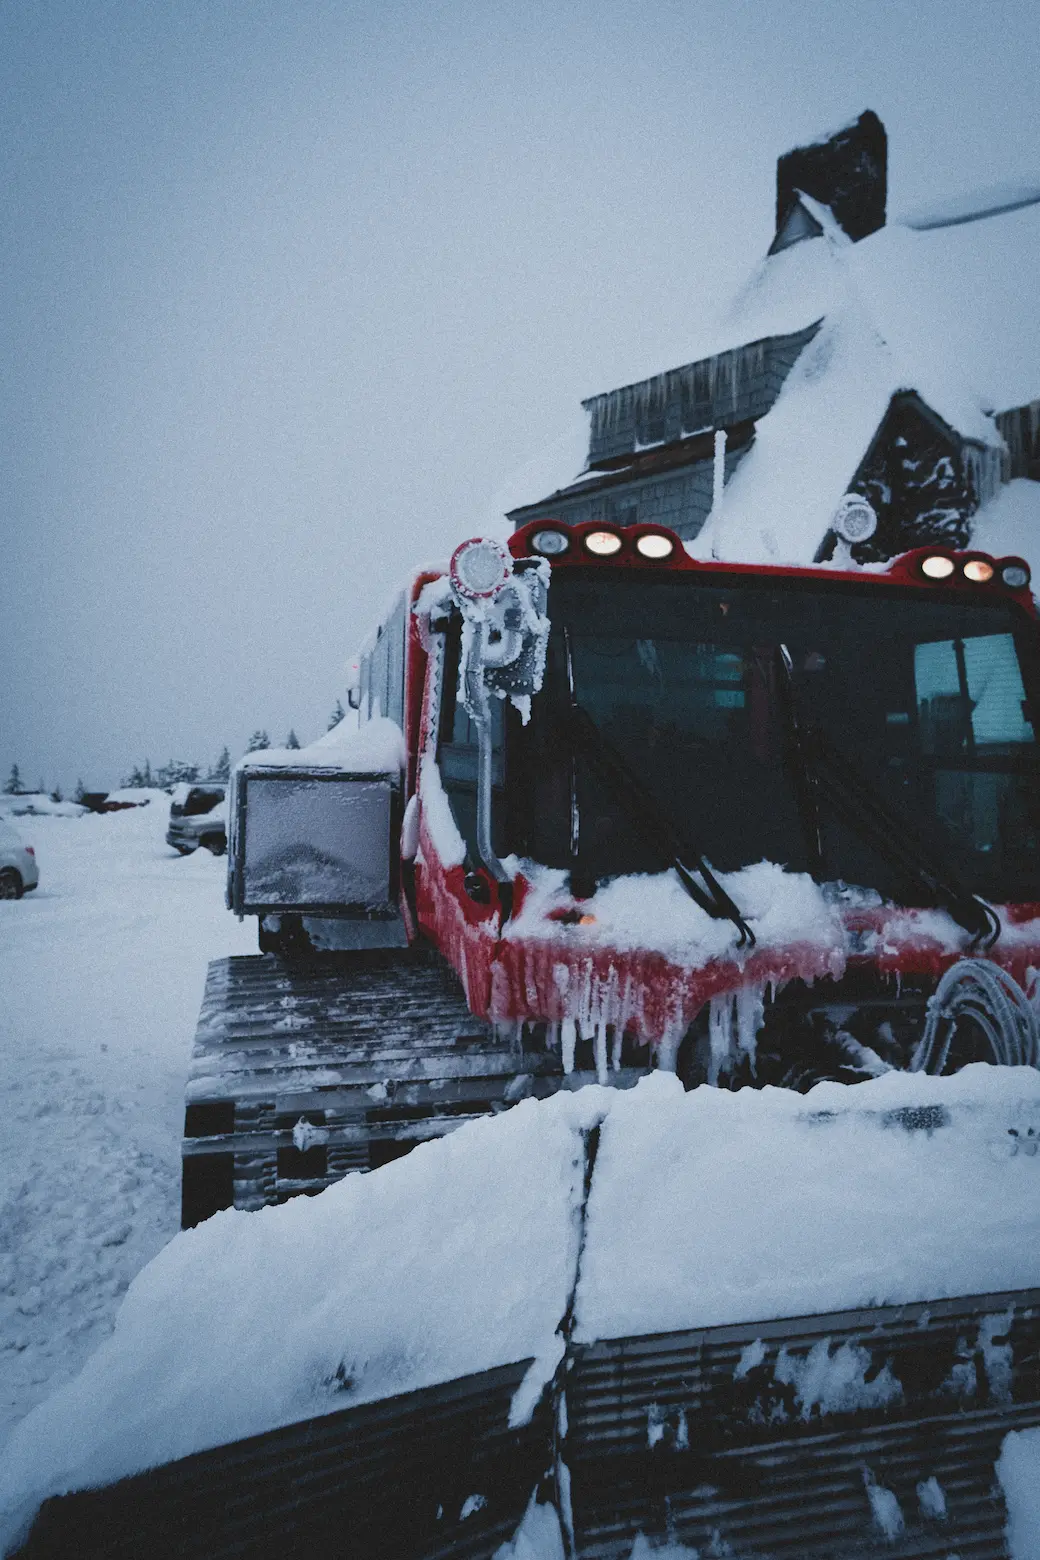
[
  {"left": 625, "top": 197, "right": 1040, "bottom": 565},
  {"left": 234, "top": 715, "right": 405, "bottom": 775}
]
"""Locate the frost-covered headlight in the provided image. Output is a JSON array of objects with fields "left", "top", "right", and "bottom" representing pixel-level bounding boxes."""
[
  {"left": 531, "top": 528, "right": 570, "bottom": 557},
  {"left": 921, "top": 554, "right": 956, "bottom": 580},
  {"left": 963, "top": 557, "right": 995, "bottom": 583},
  {"left": 1001, "top": 560, "right": 1031, "bottom": 589},
  {"left": 450, "top": 537, "right": 513, "bottom": 600},
  {"left": 635, "top": 532, "right": 675, "bottom": 560},
  {"left": 584, "top": 529, "right": 623, "bottom": 557}
]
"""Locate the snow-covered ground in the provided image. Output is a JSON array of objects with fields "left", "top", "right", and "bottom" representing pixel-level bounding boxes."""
[{"left": 0, "top": 804, "right": 253, "bottom": 1444}]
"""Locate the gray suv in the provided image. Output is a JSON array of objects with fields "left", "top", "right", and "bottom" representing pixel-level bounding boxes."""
[{"left": 166, "top": 785, "right": 227, "bottom": 855}]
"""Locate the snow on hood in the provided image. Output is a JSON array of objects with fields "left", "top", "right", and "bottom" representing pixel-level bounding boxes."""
[
  {"left": 234, "top": 716, "right": 406, "bottom": 775},
  {"left": 3, "top": 1065, "right": 1040, "bottom": 1548},
  {"left": 507, "top": 858, "right": 844, "bottom": 969}
]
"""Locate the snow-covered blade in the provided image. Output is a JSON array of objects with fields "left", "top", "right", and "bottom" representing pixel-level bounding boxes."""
[{"left": 5, "top": 1066, "right": 1040, "bottom": 1555}]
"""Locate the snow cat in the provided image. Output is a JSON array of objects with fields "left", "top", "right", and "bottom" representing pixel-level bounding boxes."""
[{"left": 167, "top": 520, "right": 1040, "bottom": 1559}]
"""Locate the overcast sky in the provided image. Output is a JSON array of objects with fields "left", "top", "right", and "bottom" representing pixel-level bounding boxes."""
[{"left": 3, "top": 0, "right": 1039, "bottom": 790}]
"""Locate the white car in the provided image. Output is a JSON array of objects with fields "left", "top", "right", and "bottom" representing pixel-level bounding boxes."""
[
  {"left": 0, "top": 816, "right": 40, "bottom": 898},
  {"left": 166, "top": 785, "right": 227, "bottom": 856}
]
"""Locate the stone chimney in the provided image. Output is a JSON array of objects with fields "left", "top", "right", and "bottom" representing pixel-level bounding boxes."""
[{"left": 776, "top": 110, "right": 887, "bottom": 244}]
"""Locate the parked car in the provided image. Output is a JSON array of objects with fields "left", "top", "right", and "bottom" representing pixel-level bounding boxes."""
[
  {"left": 0, "top": 816, "right": 40, "bottom": 898},
  {"left": 166, "top": 785, "right": 227, "bottom": 856}
]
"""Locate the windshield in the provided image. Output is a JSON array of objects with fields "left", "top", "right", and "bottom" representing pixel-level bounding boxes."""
[{"left": 503, "top": 570, "right": 1040, "bottom": 905}]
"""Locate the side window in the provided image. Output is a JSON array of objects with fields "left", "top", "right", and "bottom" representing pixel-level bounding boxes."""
[
  {"left": 436, "top": 622, "right": 504, "bottom": 859},
  {"left": 915, "top": 634, "right": 1032, "bottom": 755}
]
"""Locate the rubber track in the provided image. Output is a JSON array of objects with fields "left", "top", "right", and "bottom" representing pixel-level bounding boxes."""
[{"left": 183, "top": 951, "right": 645, "bottom": 1218}]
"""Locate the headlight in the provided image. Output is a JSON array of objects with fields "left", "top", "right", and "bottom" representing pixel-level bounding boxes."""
[
  {"left": 530, "top": 528, "right": 570, "bottom": 557},
  {"left": 635, "top": 532, "right": 675, "bottom": 560},
  {"left": 584, "top": 529, "right": 623, "bottom": 557},
  {"left": 920, "top": 554, "right": 956, "bottom": 580},
  {"left": 449, "top": 537, "right": 513, "bottom": 600},
  {"left": 962, "top": 557, "right": 994, "bottom": 583},
  {"left": 1001, "top": 561, "right": 1031, "bottom": 589}
]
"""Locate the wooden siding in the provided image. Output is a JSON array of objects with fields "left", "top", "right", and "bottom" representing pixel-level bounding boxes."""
[
  {"left": 508, "top": 440, "right": 753, "bottom": 542},
  {"left": 582, "top": 322, "right": 820, "bottom": 466}
]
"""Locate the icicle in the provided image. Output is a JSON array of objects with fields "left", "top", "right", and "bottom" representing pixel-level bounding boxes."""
[
  {"left": 735, "top": 985, "right": 765, "bottom": 1076},
  {"left": 708, "top": 995, "right": 735, "bottom": 1086},
  {"left": 594, "top": 1020, "right": 608, "bottom": 1085},
  {"left": 560, "top": 1018, "right": 577, "bottom": 1075},
  {"left": 546, "top": 1020, "right": 560, "bottom": 1058},
  {"left": 656, "top": 1025, "right": 681, "bottom": 1074},
  {"left": 611, "top": 1027, "right": 623, "bottom": 1072}
]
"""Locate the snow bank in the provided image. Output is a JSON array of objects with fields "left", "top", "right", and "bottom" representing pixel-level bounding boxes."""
[
  {"left": 575, "top": 1066, "right": 1040, "bottom": 1341},
  {"left": 0, "top": 794, "right": 85, "bottom": 819},
  {"left": 235, "top": 715, "right": 405, "bottom": 774},
  {"left": 998, "top": 1428, "right": 1040, "bottom": 1560},
  {"left": 0, "top": 1089, "right": 604, "bottom": 1550}
]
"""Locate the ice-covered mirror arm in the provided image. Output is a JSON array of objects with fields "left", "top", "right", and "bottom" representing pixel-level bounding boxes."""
[{"left": 448, "top": 539, "right": 551, "bottom": 885}]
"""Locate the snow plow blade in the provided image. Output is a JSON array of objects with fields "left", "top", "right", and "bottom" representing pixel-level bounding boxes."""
[
  {"left": 13, "top": 1359, "right": 548, "bottom": 1560},
  {"left": 563, "top": 1286, "right": 1040, "bottom": 1557},
  {"left": 182, "top": 949, "right": 576, "bottom": 1226},
  {"left": 13, "top": 1289, "right": 1039, "bottom": 1558}
]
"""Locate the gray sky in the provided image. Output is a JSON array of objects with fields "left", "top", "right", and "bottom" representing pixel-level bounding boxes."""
[{"left": 4, "top": 0, "right": 1039, "bottom": 790}]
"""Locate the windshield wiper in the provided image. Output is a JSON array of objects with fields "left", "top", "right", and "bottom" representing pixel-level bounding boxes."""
[
  {"left": 559, "top": 630, "right": 755, "bottom": 948},
  {"left": 776, "top": 644, "right": 1001, "bottom": 950}
]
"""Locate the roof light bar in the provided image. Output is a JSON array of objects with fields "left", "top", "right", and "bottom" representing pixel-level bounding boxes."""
[
  {"left": 635, "top": 532, "right": 675, "bottom": 560},
  {"left": 584, "top": 529, "right": 623, "bottom": 557}
]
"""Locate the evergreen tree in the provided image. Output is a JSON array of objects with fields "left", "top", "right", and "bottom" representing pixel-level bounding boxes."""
[
  {"left": 4, "top": 763, "right": 25, "bottom": 795},
  {"left": 50, "top": 785, "right": 63, "bottom": 803},
  {"left": 155, "top": 759, "right": 200, "bottom": 788},
  {"left": 327, "top": 700, "right": 346, "bottom": 731},
  {"left": 246, "top": 730, "right": 271, "bottom": 753},
  {"left": 285, "top": 729, "right": 301, "bottom": 749},
  {"left": 74, "top": 778, "right": 86, "bottom": 803},
  {"left": 37, "top": 777, "right": 46, "bottom": 797},
  {"left": 209, "top": 746, "right": 231, "bottom": 783}
]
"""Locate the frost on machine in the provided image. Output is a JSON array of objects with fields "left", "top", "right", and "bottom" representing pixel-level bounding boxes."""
[{"left": 181, "top": 521, "right": 1040, "bottom": 1228}]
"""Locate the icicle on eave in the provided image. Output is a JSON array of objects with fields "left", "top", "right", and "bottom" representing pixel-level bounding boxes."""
[{"left": 962, "top": 442, "right": 1004, "bottom": 509}]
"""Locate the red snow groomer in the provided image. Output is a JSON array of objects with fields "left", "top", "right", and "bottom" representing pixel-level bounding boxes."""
[
  {"left": 163, "top": 522, "right": 1040, "bottom": 1560},
  {"left": 183, "top": 521, "right": 1040, "bottom": 1225}
]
